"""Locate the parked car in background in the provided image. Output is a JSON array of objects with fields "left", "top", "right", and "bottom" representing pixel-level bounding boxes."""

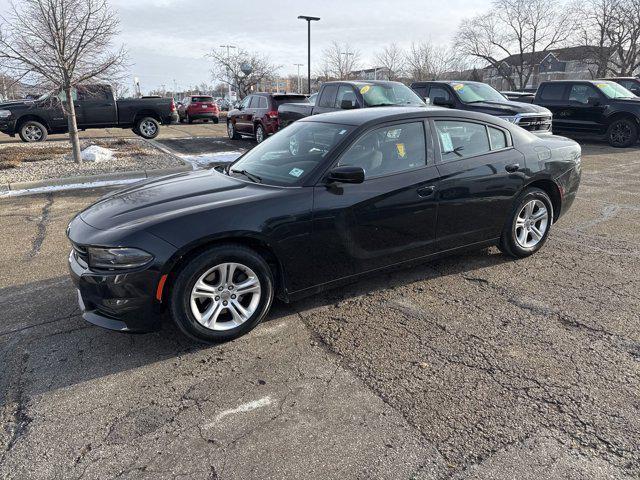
[
  {"left": 277, "top": 80, "right": 425, "bottom": 128},
  {"left": 177, "top": 95, "right": 220, "bottom": 124},
  {"left": 67, "top": 106, "right": 581, "bottom": 342},
  {"left": 501, "top": 91, "right": 535, "bottom": 103},
  {"left": 216, "top": 98, "right": 231, "bottom": 111},
  {"left": 603, "top": 77, "right": 640, "bottom": 96},
  {"left": 411, "top": 81, "right": 552, "bottom": 135},
  {"left": 227, "top": 92, "right": 308, "bottom": 143},
  {"left": 532, "top": 80, "right": 640, "bottom": 147},
  {"left": 0, "top": 84, "right": 177, "bottom": 142}
]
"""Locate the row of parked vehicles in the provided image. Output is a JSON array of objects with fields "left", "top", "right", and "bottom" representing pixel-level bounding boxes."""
[{"left": 225, "top": 77, "right": 640, "bottom": 148}]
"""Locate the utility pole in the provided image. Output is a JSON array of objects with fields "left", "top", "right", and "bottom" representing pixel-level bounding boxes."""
[
  {"left": 298, "top": 15, "right": 320, "bottom": 94},
  {"left": 341, "top": 52, "right": 354, "bottom": 80},
  {"left": 219, "top": 44, "right": 237, "bottom": 101},
  {"left": 294, "top": 63, "right": 303, "bottom": 93},
  {"left": 173, "top": 78, "right": 177, "bottom": 99}
]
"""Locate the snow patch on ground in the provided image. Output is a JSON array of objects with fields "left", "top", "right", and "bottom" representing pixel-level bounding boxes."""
[
  {"left": 179, "top": 151, "right": 244, "bottom": 167},
  {"left": 205, "top": 396, "right": 274, "bottom": 426}
]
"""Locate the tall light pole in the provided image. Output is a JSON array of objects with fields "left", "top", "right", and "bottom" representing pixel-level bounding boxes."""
[
  {"left": 298, "top": 15, "right": 320, "bottom": 94},
  {"left": 341, "top": 52, "right": 354, "bottom": 79},
  {"left": 220, "top": 44, "right": 237, "bottom": 101},
  {"left": 294, "top": 63, "right": 303, "bottom": 93}
]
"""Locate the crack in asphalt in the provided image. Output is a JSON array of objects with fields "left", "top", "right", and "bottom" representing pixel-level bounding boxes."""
[{"left": 26, "top": 193, "right": 53, "bottom": 260}]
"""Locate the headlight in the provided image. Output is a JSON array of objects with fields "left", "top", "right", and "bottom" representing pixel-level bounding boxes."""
[
  {"left": 87, "top": 247, "right": 153, "bottom": 269},
  {"left": 499, "top": 115, "right": 518, "bottom": 123},
  {"left": 0, "top": 110, "right": 12, "bottom": 119}
]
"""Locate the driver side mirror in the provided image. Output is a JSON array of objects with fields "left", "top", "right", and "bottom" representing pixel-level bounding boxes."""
[
  {"left": 237, "top": 104, "right": 244, "bottom": 110},
  {"left": 432, "top": 96, "right": 453, "bottom": 108},
  {"left": 587, "top": 97, "right": 601, "bottom": 106},
  {"left": 340, "top": 99, "right": 357, "bottom": 110},
  {"left": 327, "top": 166, "right": 365, "bottom": 184}
]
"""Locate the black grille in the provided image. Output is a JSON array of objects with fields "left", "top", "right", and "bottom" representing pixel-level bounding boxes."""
[
  {"left": 72, "top": 243, "right": 89, "bottom": 267},
  {"left": 516, "top": 115, "right": 552, "bottom": 132}
]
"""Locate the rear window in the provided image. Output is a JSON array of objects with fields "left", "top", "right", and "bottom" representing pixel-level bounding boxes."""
[
  {"left": 274, "top": 95, "right": 308, "bottom": 108},
  {"left": 539, "top": 84, "right": 565, "bottom": 101},
  {"left": 191, "top": 96, "right": 213, "bottom": 103}
]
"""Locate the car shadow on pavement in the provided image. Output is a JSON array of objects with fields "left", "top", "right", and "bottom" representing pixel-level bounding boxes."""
[{"left": 1, "top": 247, "right": 510, "bottom": 401}]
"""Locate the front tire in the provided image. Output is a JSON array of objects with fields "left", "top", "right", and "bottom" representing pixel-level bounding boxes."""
[
  {"left": 499, "top": 187, "right": 553, "bottom": 258},
  {"left": 135, "top": 117, "right": 160, "bottom": 139},
  {"left": 19, "top": 121, "right": 48, "bottom": 142},
  {"left": 607, "top": 118, "right": 638, "bottom": 148},
  {"left": 169, "top": 245, "right": 274, "bottom": 342},
  {"left": 227, "top": 121, "right": 241, "bottom": 140},
  {"left": 255, "top": 124, "right": 266, "bottom": 144}
]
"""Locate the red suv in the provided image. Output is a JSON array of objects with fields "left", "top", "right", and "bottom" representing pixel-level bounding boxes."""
[
  {"left": 227, "top": 93, "right": 308, "bottom": 143},
  {"left": 178, "top": 95, "right": 220, "bottom": 124}
]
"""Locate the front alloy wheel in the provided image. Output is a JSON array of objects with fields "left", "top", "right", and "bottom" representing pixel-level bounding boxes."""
[
  {"left": 608, "top": 119, "right": 638, "bottom": 148},
  {"left": 255, "top": 125, "right": 265, "bottom": 143}
]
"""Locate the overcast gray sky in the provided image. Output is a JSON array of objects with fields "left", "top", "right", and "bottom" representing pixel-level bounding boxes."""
[{"left": 1, "top": 0, "right": 489, "bottom": 92}]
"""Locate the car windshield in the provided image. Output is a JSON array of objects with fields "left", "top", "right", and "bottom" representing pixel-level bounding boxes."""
[
  {"left": 228, "top": 121, "right": 352, "bottom": 186},
  {"left": 192, "top": 96, "right": 213, "bottom": 103},
  {"left": 308, "top": 93, "right": 318, "bottom": 105},
  {"left": 357, "top": 83, "right": 425, "bottom": 107},
  {"left": 594, "top": 81, "right": 635, "bottom": 99},
  {"left": 452, "top": 83, "right": 507, "bottom": 103}
]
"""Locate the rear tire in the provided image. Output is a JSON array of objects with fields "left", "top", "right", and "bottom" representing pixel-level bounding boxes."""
[
  {"left": 499, "top": 187, "right": 553, "bottom": 258},
  {"left": 135, "top": 117, "right": 160, "bottom": 139},
  {"left": 607, "top": 118, "right": 638, "bottom": 147},
  {"left": 169, "top": 245, "right": 274, "bottom": 343},
  {"left": 187, "top": 114, "right": 193, "bottom": 124},
  {"left": 213, "top": 117, "right": 219, "bottom": 124},
  {"left": 19, "top": 120, "right": 48, "bottom": 142}
]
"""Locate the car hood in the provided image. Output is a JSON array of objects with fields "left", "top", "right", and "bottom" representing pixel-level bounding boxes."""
[
  {"left": 0, "top": 100, "right": 34, "bottom": 110},
  {"left": 612, "top": 97, "right": 640, "bottom": 107},
  {"left": 467, "top": 100, "right": 550, "bottom": 116},
  {"left": 79, "top": 169, "right": 281, "bottom": 231}
]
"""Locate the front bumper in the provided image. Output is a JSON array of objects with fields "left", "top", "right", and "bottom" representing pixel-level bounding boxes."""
[
  {"left": 0, "top": 118, "right": 16, "bottom": 135},
  {"left": 68, "top": 249, "right": 163, "bottom": 332}
]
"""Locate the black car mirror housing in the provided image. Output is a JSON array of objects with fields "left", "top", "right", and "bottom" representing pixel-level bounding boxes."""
[
  {"left": 327, "top": 166, "right": 365, "bottom": 184},
  {"left": 340, "top": 99, "right": 357, "bottom": 110},
  {"left": 432, "top": 96, "right": 452, "bottom": 107}
]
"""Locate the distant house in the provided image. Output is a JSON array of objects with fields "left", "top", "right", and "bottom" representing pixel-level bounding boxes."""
[
  {"left": 483, "top": 46, "right": 620, "bottom": 90},
  {"left": 350, "top": 67, "right": 391, "bottom": 81}
]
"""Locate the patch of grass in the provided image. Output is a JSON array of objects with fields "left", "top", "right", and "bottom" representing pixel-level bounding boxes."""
[{"left": 0, "top": 145, "right": 71, "bottom": 168}]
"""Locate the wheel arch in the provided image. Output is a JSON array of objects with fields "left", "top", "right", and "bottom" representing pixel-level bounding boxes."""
[
  {"left": 16, "top": 114, "right": 50, "bottom": 132},
  {"left": 133, "top": 109, "right": 161, "bottom": 123},
  {"left": 522, "top": 178, "right": 561, "bottom": 221},
  {"left": 160, "top": 234, "right": 288, "bottom": 307},
  {"left": 606, "top": 111, "right": 640, "bottom": 128}
]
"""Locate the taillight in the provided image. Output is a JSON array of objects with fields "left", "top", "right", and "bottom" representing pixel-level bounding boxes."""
[
  {"left": 170, "top": 99, "right": 176, "bottom": 111},
  {"left": 267, "top": 110, "right": 278, "bottom": 119}
]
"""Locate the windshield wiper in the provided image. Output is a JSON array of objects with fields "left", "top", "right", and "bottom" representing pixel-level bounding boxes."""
[{"left": 230, "top": 169, "right": 262, "bottom": 184}]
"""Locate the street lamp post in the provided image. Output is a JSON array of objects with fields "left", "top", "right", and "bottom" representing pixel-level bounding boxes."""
[
  {"left": 297, "top": 15, "right": 320, "bottom": 94},
  {"left": 294, "top": 63, "right": 303, "bottom": 93},
  {"left": 220, "top": 44, "right": 237, "bottom": 101}
]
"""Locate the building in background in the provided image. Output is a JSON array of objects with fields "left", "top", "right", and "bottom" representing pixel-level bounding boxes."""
[
  {"left": 350, "top": 67, "right": 391, "bottom": 81},
  {"left": 255, "top": 77, "right": 295, "bottom": 93}
]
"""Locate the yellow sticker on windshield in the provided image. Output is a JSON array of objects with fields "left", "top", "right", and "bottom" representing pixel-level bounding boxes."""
[
  {"left": 360, "top": 85, "right": 371, "bottom": 94},
  {"left": 453, "top": 84, "right": 464, "bottom": 91},
  {"left": 596, "top": 83, "right": 607, "bottom": 89},
  {"left": 396, "top": 143, "right": 406, "bottom": 158}
]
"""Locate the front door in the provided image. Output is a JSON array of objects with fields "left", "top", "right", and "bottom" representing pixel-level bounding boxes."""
[
  {"left": 432, "top": 118, "right": 525, "bottom": 250},
  {"left": 565, "top": 83, "right": 606, "bottom": 133},
  {"left": 235, "top": 96, "right": 252, "bottom": 133},
  {"left": 310, "top": 120, "right": 440, "bottom": 286}
]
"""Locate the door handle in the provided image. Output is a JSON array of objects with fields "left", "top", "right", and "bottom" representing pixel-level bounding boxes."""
[
  {"left": 417, "top": 185, "right": 436, "bottom": 198},
  {"left": 505, "top": 163, "right": 520, "bottom": 173}
]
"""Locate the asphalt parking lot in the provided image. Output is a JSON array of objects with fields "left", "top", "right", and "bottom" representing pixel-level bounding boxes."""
[{"left": 0, "top": 141, "right": 638, "bottom": 479}]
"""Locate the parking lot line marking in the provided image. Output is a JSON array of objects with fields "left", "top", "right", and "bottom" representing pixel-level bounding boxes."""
[{"left": 207, "top": 396, "right": 274, "bottom": 426}]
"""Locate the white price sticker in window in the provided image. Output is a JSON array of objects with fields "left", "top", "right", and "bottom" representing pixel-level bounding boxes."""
[
  {"left": 440, "top": 132, "right": 454, "bottom": 153},
  {"left": 289, "top": 168, "right": 304, "bottom": 177}
]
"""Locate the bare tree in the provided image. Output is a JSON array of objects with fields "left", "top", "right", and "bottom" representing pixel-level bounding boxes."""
[
  {"left": 405, "top": 41, "right": 456, "bottom": 81},
  {"left": 0, "top": 0, "right": 126, "bottom": 162},
  {"left": 111, "top": 80, "right": 130, "bottom": 99},
  {"left": 321, "top": 42, "right": 361, "bottom": 80},
  {"left": 375, "top": 43, "right": 405, "bottom": 80},
  {"left": 571, "top": 0, "right": 619, "bottom": 77},
  {"left": 607, "top": 0, "right": 640, "bottom": 76},
  {"left": 456, "top": 0, "right": 574, "bottom": 89},
  {"left": 209, "top": 47, "right": 280, "bottom": 98}
]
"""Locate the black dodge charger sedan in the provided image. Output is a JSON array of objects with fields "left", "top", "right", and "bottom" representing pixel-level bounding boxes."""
[{"left": 67, "top": 107, "right": 581, "bottom": 342}]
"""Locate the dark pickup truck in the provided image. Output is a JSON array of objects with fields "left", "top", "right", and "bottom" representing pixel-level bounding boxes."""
[
  {"left": 411, "top": 81, "right": 553, "bottom": 135},
  {"left": 533, "top": 80, "right": 640, "bottom": 147},
  {"left": 0, "top": 84, "right": 178, "bottom": 142},
  {"left": 277, "top": 80, "right": 425, "bottom": 127}
]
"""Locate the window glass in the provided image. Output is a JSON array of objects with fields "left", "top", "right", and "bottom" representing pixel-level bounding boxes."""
[
  {"left": 451, "top": 82, "right": 506, "bottom": 103},
  {"left": 249, "top": 96, "right": 261, "bottom": 108},
  {"left": 539, "top": 84, "right": 565, "bottom": 101},
  {"left": 258, "top": 96, "right": 268, "bottom": 108},
  {"left": 318, "top": 85, "right": 338, "bottom": 107},
  {"left": 338, "top": 122, "right": 426, "bottom": 177},
  {"left": 435, "top": 120, "right": 490, "bottom": 161},
  {"left": 569, "top": 84, "right": 601, "bottom": 104},
  {"left": 240, "top": 96, "right": 251, "bottom": 109},
  {"left": 358, "top": 82, "right": 425, "bottom": 107},
  {"left": 229, "top": 121, "right": 352, "bottom": 186},
  {"left": 593, "top": 81, "right": 635, "bottom": 99},
  {"left": 412, "top": 85, "right": 427, "bottom": 98},
  {"left": 191, "top": 96, "right": 213, "bottom": 103},
  {"left": 335, "top": 85, "right": 357, "bottom": 109},
  {"left": 488, "top": 126, "right": 507, "bottom": 150},
  {"left": 428, "top": 86, "right": 451, "bottom": 103}
]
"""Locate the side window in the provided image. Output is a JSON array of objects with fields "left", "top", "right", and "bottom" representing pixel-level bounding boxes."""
[
  {"left": 249, "top": 96, "right": 260, "bottom": 108},
  {"left": 240, "top": 96, "right": 252, "bottom": 109},
  {"left": 488, "top": 126, "right": 508, "bottom": 150},
  {"left": 539, "top": 84, "right": 565, "bottom": 101},
  {"left": 338, "top": 122, "right": 426, "bottom": 177},
  {"left": 435, "top": 120, "right": 490, "bottom": 161},
  {"left": 428, "top": 86, "right": 451, "bottom": 103},
  {"left": 412, "top": 85, "right": 427, "bottom": 98},
  {"left": 258, "top": 96, "right": 268, "bottom": 108},
  {"left": 335, "top": 85, "right": 357, "bottom": 109},
  {"left": 568, "top": 84, "right": 600, "bottom": 104},
  {"left": 318, "top": 85, "right": 338, "bottom": 108}
]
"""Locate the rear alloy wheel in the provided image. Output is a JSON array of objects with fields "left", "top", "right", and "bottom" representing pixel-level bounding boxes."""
[
  {"left": 19, "top": 121, "right": 48, "bottom": 143},
  {"left": 607, "top": 118, "right": 638, "bottom": 148},
  {"left": 227, "top": 121, "right": 241, "bottom": 140},
  {"left": 170, "top": 245, "right": 274, "bottom": 342},
  {"left": 135, "top": 117, "right": 160, "bottom": 139},
  {"left": 255, "top": 124, "right": 266, "bottom": 143},
  {"left": 187, "top": 114, "right": 193, "bottom": 124},
  {"left": 499, "top": 187, "right": 553, "bottom": 258}
]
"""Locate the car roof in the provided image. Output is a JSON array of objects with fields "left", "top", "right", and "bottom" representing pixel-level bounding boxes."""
[
  {"left": 298, "top": 106, "right": 506, "bottom": 127},
  {"left": 411, "top": 80, "right": 480, "bottom": 85}
]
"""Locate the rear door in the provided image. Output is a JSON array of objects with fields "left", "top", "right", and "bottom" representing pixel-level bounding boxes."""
[
  {"left": 78, "top": 85, "right": 117, "bottom": 127},
  {"left": 313, "top": 84, "right": 339, "bottom": 115},
  {"left": 311, "top": 120, "right": 441, "bottom": 283},
  {"left": 535, "top": 83, "right": 570, "bottom": 132},
  {"left": 236, "top": 96, "right": 253, "bottom": 133},
  {"left": 432, "top": 118, "right": 525, "bottom": 250}
]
